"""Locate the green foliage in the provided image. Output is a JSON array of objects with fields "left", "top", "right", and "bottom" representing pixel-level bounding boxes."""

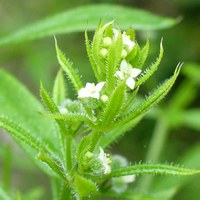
[
  {"left": 0, "top": 4, "right": 178, "bottom": 47},
  {"left": 0, "top": 17, "right": 199, "bottom": 200},
  {"left": 53, "top": 69, "right": 67, "bottom": 106},
  {"left": 55, "top": 38, "right": 83, "bottom": 93},
  {"left": 102, "top": 164, "right": 199, "bottom": 180}
]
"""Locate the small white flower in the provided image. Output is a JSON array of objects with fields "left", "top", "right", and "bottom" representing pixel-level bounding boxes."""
[
  {"left": 115, "top": 59, "right": 141, "bottom": 90},
  {"left": 98, "top": 147, "right": 111, "bottom": 174},
  {"left": 113, "top": 29, "right": 135, "bottom": 54},
  {"left": 113, "top": 28, "right": 119, "bottom": 40},
  {"left": 122, "top": 32, "right": 136, "bottom": 53},
  {"left": 78, "top": 82, "right": 105, "bottom": 99},
  {"left": 121, "top": 174, "right": 136, "bottom": 183}
]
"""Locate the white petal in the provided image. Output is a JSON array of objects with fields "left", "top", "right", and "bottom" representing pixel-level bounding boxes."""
[
  {"left": 98, "top": 147, "right": 105, "bottom": 161},
  {"left": 104, "top": 164, "right": 111, "bottom": 174},
  {"left": 120, "top": 59, "right": 128, "bottom": 72},
  {"left": 130, "top": 68, "right": 141, "bottom": 78},
  {"left": 90, "top": 92, "right": 100, "bottom": 99},
  {"left": 122, "top": 32, "right": 135, "bottom": 52},
  {"left": 85, "top": 83, "right": 96, "bottom": 92},
  {"left": 115, "top": 71, "right": 124, "bottom": 80},
  {"left": 122, "top": 175, "right": 136, "bottom": 183},
  {"left": 95, "top": 82, "right": 105, "bottom": 92},
  {"left": 113, "top": 28, "right": 119, "bottom": 40},
  {"left": 78, "top": 88, "right": 88, "bottom": 98},
  {"left": 126, "top": 78, "right": 135, "bottom": 90}
]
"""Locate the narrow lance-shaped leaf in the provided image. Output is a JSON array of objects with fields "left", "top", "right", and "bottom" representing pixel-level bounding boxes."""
[
  {"left": 0, "top": 116, "right": 43, "bottom": 151},
  {"left": 0, "top": 116, "right": 62, "bottom": 176},
  {"left": 40, "top": 82, "right": 71, "bottom": 164},
  {"left": 115, "top": 63, "right": 182, "bottom": 127},
  {"left": 75, "top": 175, "right": 97, "bottom": 198},
  {"left": 136, "top": 39, "right": 163, "bottom": 87},
  {"left": 0, "top": 4, "right": 178, "bottom": 47},
  {"left": 98, "top": 164, "right": 200, "bottom": 180},
  {"left": 52, "top": 69, "right": 66, "bottom": 105},
  {"left": 100, "top": 81, "right": 126, "bottom": 127},
  {"left": 55, "top": 38, "right": 83, "bottom": 92},
  {"left": 85, "top": 30, "right": 101, "bottom": 81},
  {"left": 100, "top": 115, "right": 141, "bottom": 149},
  {"left": 37, "top": 151, "right": 69, "bottom": 183},
  {"left": 106, "top": 29, "right": 123, "bottom": 91},
  {"left": 40, "top": 82, "right": 70, "bottom": 136},
  {"left": 137, "top": 39, "right": 150, "bottom": 69},
  {"left": 0, "top": 69, "right": 59, "bottom": 155},
  {"left": 43, "top": 113, "right": 95, "bottom": 128},
  {"left": 92, "top": 22, "right": 113, "bottom": 78}
]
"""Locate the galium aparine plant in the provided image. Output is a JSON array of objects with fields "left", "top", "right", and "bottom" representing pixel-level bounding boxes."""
[{"left": 0, "top": 21, "right": 199, "bottom": 199}]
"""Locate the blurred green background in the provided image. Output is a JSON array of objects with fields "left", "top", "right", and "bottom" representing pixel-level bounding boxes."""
[{"left": 0, "top": 0, "right": 200, "bottom": 199}]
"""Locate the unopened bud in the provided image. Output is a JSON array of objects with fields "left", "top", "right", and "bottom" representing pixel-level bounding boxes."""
[
  {"left": 100, "top": 48, "right": 108, "bottom": 58},
  {"left": 103, "top": 37, "right": 112, "bottom": 47}
]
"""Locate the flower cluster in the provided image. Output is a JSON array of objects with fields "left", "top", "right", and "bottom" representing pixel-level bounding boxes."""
[
  {"left": 78, "top": 22, "right": 142, "bottom": 102},
  {"left": 50, "top": 21, "right": 168, "bottom": 199},
  {"left": 83, "top": 148, "right": 112, "bottom": 176}
]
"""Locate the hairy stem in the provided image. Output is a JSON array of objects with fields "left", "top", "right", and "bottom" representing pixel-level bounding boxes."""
[{"left": 66, "top": 137, "right": 73, "bottom": 173}]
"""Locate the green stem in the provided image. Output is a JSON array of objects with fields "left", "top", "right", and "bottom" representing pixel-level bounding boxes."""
[
  {"left": 66, "top": 136, "right": 73, "bottom": 173},
  {"left": 138, "top": 114, "right": 169, "bottom": 191}
]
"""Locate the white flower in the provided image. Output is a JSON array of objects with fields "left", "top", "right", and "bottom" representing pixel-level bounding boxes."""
[
  {"left": 113, "top": 29, "right": 135, "bottom": 53},
  {"left": 98, "top": 147, "right": 111, "bottom": 174},
  {"left": 115, "top": 59, "right": 141, "bottom": 90},
  {"left": 78, "top": 82, "right": 105, "bottom": 99},
  {"left": 122, "top": 32, "right": 136, "bottom": 53},
  {"left": 121, "top": 174, "right": 136, "bottom": 183}
]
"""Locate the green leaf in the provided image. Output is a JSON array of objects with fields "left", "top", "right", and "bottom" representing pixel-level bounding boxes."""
[
  {"left": 0, "top": 4, "right": 178, "bottom": 47},
  {"left": 75, "top": 175, "right": 97, "bottom": 198},
  {"left": 152, "top": 145, "right": 200, "bottom": 199},
  {"left": 52, "top": 69, "right": 66, "bottom": 105},
  {"left": 100, "top": 81, "right": 126, "bottom": 127},
  {"left": 40, "top": 82, "right": 70, "bottom": 136},
  {"left": 55, "top": 38, "right": 83, "bottom": 93},
  {"left": 106, "top": 28, "right": 123, "bottom": 91},
  {"left": 115, "top": 63, "right": 182, "bottom": 127},
  {"left": 0, "top": 69, "right": 60, "bottom": 163},
  {"left": 101, "top": 190, "right": 160, "bottom": 200},
  {"left": 136, "top": 39, "right": 163, "bottom": 87},
  {"left": 37, "top": 151, "right": 68, "bottom": 183},
  {"left": 0, "top": 117, "right": 43, "bottom": 151},
  {"left": 137, "top": 39, "right": 150, "bottom": 69},
  {"left": 101, "top": 164, "right": 200, "bottom": 180},
  {"left": 100, "top": 116, "right": 141, "bottom": 148},
  {"left": 0, "top": 117, "right": 57, "bottom": 176},
  {"left": 92, "top": 22, "right": 113, "bottom": 78},
  {"left": 43, "top": 112, "right": 95, "bottom": 128},
  {"left": 85, "top": 30, "right": 100, "bottom": 81}
]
